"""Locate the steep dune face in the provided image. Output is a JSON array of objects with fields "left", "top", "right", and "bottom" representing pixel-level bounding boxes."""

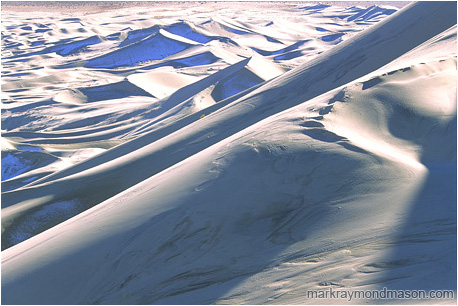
[
  {"left": 1, "top": 1, "right": 457, "bottom": 305},
  {"left": 325, "top": 57, "right": 457, "bottom": 167}
]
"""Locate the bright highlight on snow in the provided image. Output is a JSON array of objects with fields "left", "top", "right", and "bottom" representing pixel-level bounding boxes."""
[{"left": 1, "top": 1, "right": 456, "bottom": 304}]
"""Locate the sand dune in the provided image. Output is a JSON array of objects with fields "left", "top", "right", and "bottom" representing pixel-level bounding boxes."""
[{"left": 1, "top": 1, "right": 456, "bottom": 304}]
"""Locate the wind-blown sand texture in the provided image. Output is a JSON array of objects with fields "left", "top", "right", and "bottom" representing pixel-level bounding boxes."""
[{"left": 1, "top": 1, "right": 457, "bottom": 304}]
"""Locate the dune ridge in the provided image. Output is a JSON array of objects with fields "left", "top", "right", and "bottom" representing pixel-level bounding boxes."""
[{"left": 2, "top": 1, "right": 401, "bottom": 248}]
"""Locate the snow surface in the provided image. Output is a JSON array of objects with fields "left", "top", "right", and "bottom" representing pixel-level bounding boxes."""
[
  {"left": 1, "top": 153, "right": 29, "bottom": 181},
  {"left": 1, "top": 1, "right": 457, "bottom": 304}
]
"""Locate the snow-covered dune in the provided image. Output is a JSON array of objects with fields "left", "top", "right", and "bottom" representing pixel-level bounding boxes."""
[
  {"left": 1, "top": 1, "right": 456, "bottom": 304},
  {"left": 1, "top": 0, "right": 400, "bottom": 250}
]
